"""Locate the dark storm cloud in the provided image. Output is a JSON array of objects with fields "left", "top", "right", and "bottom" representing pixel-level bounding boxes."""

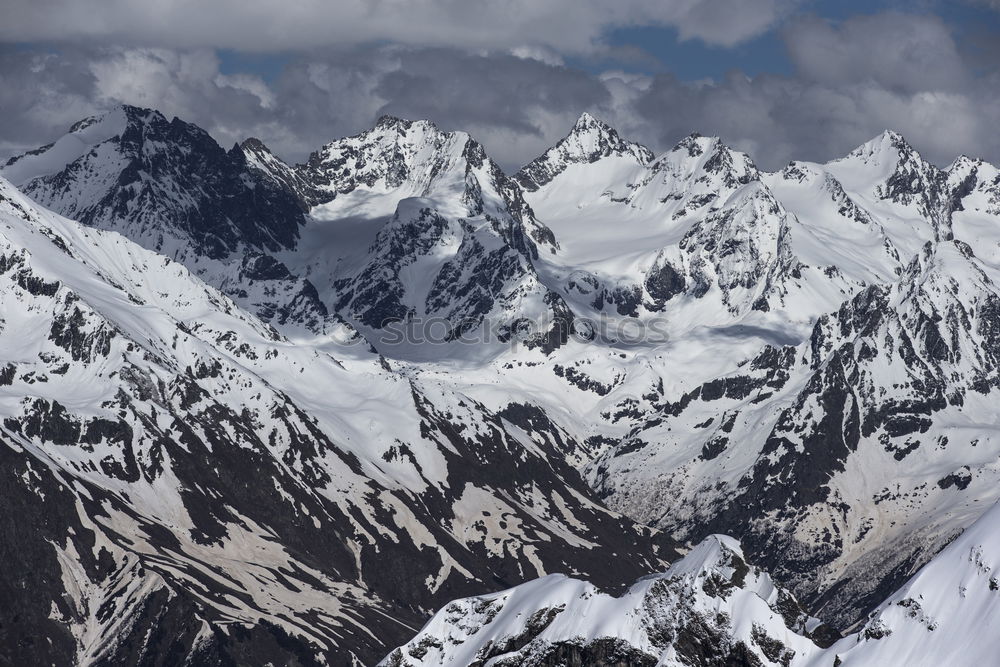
[
  {"left": 0, "top": 0, "right": 796, "bottom": 52},
  {"left": 2, "top": 4, "right": 1000, "bottom": 174},
  {"left": 0, "top": 47, "right": 289, "bottom": 156},
  {"left": 372, "top": 49, "right": 608, "bottom": 135},
  {"left": 0, "top": 44, "right": 612, "bottom": 169},
  {"left": 630, "top": 70, "right": 994, "bottom": 169},
  {"left": 784, "top": 13, "right": 969, "bottom": 92},
  {"left": 0, "top": 49, "right": 99, "bottom": 154},
  {"left": 624, "top": 11, "right": 1000, "bottom": 169}
]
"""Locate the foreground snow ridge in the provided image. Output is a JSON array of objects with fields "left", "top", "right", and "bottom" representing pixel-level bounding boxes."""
[
  {"left": 382, "top": 535, "right": 838, "bottom": 666},
  {"left": 386, "top": 515, "right": 1000, "bottom": 667}
]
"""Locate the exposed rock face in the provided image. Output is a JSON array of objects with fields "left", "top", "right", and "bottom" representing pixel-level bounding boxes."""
[
  {"left": 3, "top": 105, "right": 305, "bottom": 259},
  {"left": 0, "top": 106, "right": 340, "bottom": 338},
  {"left": 4, "top": 108, "right": 567, "bottom": 350},
  {"left": 293, "top": 118, "right": 567, "bottom": 349}
]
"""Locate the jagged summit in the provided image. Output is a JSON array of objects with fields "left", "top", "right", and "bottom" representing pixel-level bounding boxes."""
[
  {"left": 372, "top": 113, "right": 435, "bottom": 132},
  {"left": 837, "top": 129, "right": 922, "bottom": 167},
  {"left": 239, "top": 135, "right": 270, "bottom": 152},
  {"left": 567, "top": 110, "right": 625, "bottom": 139},
  {"left": 515, "top": 112, "right": 654, "bottom": 191},
  {"left": 651, "top": 132, "right": 760, "bottom": 187}
]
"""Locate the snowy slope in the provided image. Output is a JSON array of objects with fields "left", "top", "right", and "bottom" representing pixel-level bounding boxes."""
[
  {"left": 517, "top": 116, "right": 865, "bottom": 380},
  {"left": 0, "top": 175, "right": 677, "bottom": 666},
  {"left": 948, "top": 154, "right": 1000, "bottom": 276}
]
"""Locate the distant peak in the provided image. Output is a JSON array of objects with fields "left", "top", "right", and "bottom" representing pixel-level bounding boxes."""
[
  {"left": 118, "top": 104, "right": 166, "bottom": 124},
  {"left": 369, "top": 115, "right": 445, "bottom": 139},
  {"left": 947, "top": 154, "right": 984, "bottom": 172},
  {"left": 241, "top": 137, "right": 271, "bottom": 152},
  {"left": 562, "top": 112, "right": 651, "bottom": 159},
  {"left": 67, "top": 105, "right": 149, "bottom": 134},
  {"left": 67, "top": 115, "right": 102, "bottom": 134},
  {"left": 373, "top": 114, "right": 434, "bottom": 132},
  {"left": 118, "top": 103, "right": 155, "bottom": 115},
  {"left": 666, "top": 134, "right": 744, "bottom": 165},
  {"left": 375, "top": 113, "right": 405, "bottom": 128},
  {"left": 572, "top": 111, "right": 606, "bottom": 130},
  {"left": 669, "top": 133, "right": 715, "bottom": 157},
  {"left": 847, "top": 129, "right": 916, "bottom": 161},
  {"left": 877, "top": 129, "right": 910, "bottom": 149},
  {"left": 568, "top": 112, "right": 631, "bottom": 144},
  {"left": 514, "top": 114, "right": 653, "bottom": 190}
]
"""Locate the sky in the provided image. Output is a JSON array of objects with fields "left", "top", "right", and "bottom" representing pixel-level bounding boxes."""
[{"left": 3, "top": 0, "right": 1000, "bottom": 171}]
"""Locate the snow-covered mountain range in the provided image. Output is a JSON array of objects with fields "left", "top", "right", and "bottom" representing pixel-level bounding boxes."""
[{"left": 2, "top": 106, "right": 999, "bottom": 665}]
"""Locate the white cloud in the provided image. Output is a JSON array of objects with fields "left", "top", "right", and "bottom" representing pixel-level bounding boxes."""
[{"left": 509, "top": 46, "right": 564, "bottom": 67}]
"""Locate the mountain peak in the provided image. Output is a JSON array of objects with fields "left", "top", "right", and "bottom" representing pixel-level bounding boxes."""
[
  {"left": 374, "top": 113, "right": 409, "bottom": 129},
  {"left": 571, "top": 111, "right": 607, "bottom": 131},
  {"left": 947, "top": 154, "right": 987, "bottom": 173},
  {"left": 372, "top": 114, "right": 440, "bottom": 134},
  {"left": 240, "top": 136, "right": 270, "bottom": 152},
  {"left": 515, "top": 112, "right": 653, "bottom": 191},
  {"left": 563, "top": 112, "right": 640, "bottom": 151},
  {"left": 650, "top": 132, "right": 759, "bottom": 192},
  {"left": 667, "top": 132, "right": 719, "bottom": 158},
  {"left": 2, "top": 105, "right": 305, "bottom": 260},
  {"left": 842, "top": 129, "right": 919, "bottom": 165}
]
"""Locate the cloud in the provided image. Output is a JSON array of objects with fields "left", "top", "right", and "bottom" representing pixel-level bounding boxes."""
[
  {"left": 0, "top": 44, "right": 612, "bottom": 170},
  {"left": 3, "top": 7, "right": 1000, "bottom": 175},
  {"left": 619, "top": 12, "right": 1000, "bottom": 169},
  {"left": 0, "top": 49, "right": 101, "bottom": 155},
  {"left": 667, "top": 0, "right": 801, "bottom": 46},
  {"left": 0, "top": 0, "right": 797, "bottom": 53},
  {"left": 963, "top": 0, "right": 1000, "bottom": 9},
  {"left": 627, "top": 71, "right": 996, "bottom": 169},
  {"left": 784, "top": 13, "right": 969, "bottom": 92},
  {"left": 0, "top": 47, "right": 285, "bottom": 159}
]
